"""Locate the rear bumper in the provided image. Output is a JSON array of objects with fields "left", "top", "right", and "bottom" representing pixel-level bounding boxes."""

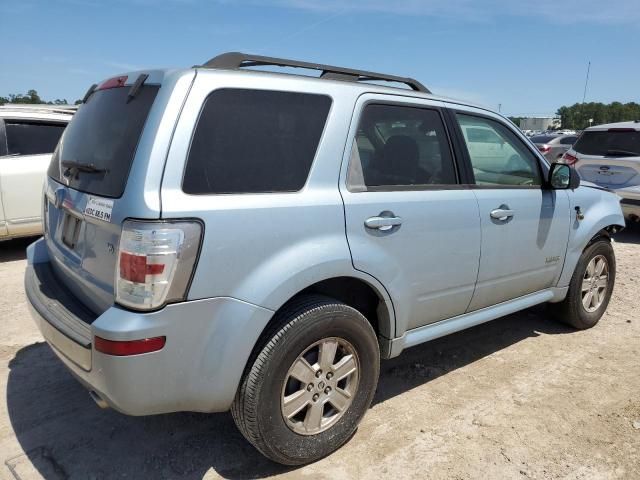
[{"left": 25, "top": 238, "right": 274, "bottom": 415}]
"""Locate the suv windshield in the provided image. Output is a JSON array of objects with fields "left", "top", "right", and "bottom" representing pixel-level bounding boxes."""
[
  {"left": 48, "top": 84, "right": 159, "bottom": 198},
  {"left": 573, "top": 130, "right": 640, "bottom": 157}
]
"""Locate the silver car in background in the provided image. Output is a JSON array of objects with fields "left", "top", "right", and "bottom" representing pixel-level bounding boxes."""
[
  {"left": 561, "top": 121, "right": 640, "bottom": 223},
  {"left": 530, "top": 133, "right": 578, "bottom": 162}
]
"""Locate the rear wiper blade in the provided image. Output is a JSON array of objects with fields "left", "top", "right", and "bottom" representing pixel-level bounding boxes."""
[
  {"left": 127, "top": 73, "right": 149, "bottom": 103},
  {"left": 61, "top": 160, "right": 109, "bottom": 175},
  {"left": 604, "top": 149, "right": 639, "bottom": 157}
]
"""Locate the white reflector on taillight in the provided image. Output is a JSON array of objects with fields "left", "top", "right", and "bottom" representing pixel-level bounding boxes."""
[{"left": 115, "top": 220, "right": 202, "bottom": 310}]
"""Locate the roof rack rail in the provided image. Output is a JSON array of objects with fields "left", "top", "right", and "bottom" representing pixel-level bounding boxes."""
[{"left": 199, "top": 52, "right": 430, "bottom": 93}]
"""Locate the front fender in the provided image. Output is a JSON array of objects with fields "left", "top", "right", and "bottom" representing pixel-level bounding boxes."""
[{"left": 557, "top": 186, "right": 624, "bottom": 287}]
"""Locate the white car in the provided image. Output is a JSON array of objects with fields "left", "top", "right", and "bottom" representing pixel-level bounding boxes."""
[
  {"left": 561, "top": 121, "right": 640, "bottom": 222},
  {"left": 0, "top": 104, "right": 75, "bottom": 240}
]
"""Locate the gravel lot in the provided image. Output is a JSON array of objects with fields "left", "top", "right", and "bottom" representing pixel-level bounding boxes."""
[{"left": 1, "top": 231, "right": 639, "bottom": 480}]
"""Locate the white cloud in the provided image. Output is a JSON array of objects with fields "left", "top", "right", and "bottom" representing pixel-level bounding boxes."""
[
  {"left": 103, "top": 61, "right": 144, "bottom": 72},
  {"left": 233, "top": 0, "right": 640, "bottom": 24}
]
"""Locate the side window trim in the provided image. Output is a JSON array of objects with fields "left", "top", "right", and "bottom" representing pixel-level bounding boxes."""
[
  {"left": 0, "top": 119, "right": 7, "bottom": 157},
  {"left": 345, "top": 100, "right": 463, "bottom": 193},
  {"left": 447, "top": 108, "right": 547, "bottom": 189}
]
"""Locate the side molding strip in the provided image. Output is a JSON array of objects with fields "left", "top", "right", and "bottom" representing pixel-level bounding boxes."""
[{"left": 388, "top": 287, "right": 568, "bottom": 358}]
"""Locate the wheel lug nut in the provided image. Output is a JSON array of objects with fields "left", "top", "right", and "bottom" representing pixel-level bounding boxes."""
[
  {"left": 315, "top": 370, "right": 322, "bottom": 378},
  {"left": 324, "top": 387, "right": 331, "bottom": 394},
  {"left": 312, "top": 393, "right": 319, "bottom": 402},
  {"left": 307, "top": 383, "right": 314, "bottom": 391},
  {"left": 326, "top": 372, "right": 333, "bottom": 380}
]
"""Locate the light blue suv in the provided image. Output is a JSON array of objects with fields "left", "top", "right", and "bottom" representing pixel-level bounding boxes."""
[{"left": 25, "top": 53, "right": 624, "bottom": 465}]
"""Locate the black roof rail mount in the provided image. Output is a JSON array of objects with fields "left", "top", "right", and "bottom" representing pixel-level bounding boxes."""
[{"left": 199, "top": 52, "right": 430, "bottom": 94}]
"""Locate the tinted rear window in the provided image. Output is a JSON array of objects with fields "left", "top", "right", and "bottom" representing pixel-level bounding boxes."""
[
  {"left": 573, "top": 130, "right": 640, "bottom": 156},
  {"left": 6, "top": 122, "right": 66, "bottom": 155},
  {"left": 48, "top": 84, "right": 159, "bottom": 198},
  {"left": 182, "top": 89, "right": 331, "bottom": 194},
  {"left": 530, "top": 135, "right": 557, "bottom": 144}
]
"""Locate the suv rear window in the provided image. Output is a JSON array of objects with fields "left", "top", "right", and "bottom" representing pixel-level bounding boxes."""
[
  {"left": 573, "top": 130, "right": 640, "bottom": 157},
  {"left": 182, "top": 89, "right": 331, "bottom": 194},
  {"left": 47, "top": 84, "right": 159, "bottom": 198},
  {"left": 5, "top": 121, "right": 66, "bottom": 156},
  {"left": 530, "top": 135, "right": 557, "bottom": 144}
]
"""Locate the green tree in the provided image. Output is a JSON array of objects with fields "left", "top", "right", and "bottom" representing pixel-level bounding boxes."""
[
  {"left": 0, "top": 89, "right": 71, "bottom": 106},
  {"left": 556, "top": 102, "right": 640, "bottom": 129}
]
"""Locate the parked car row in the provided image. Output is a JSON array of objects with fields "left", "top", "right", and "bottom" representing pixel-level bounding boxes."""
[{"left": 0, "top": 104, "right": 75, "bottom": 240}]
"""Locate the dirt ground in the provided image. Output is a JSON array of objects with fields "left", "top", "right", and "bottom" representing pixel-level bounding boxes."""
[{"left": 1, "top": 231, "right": 639, "bottom": 480}]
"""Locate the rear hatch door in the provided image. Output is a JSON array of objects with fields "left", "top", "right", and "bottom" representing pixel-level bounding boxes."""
[{"left": 43, "top": 71, "right": 193, "bottom": 315}]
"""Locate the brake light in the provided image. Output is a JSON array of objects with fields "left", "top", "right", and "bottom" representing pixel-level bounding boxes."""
[
  {"left": 608, "top": 128, "right": 635, "bottom": 132},
  {"left": 97, "top": 75, "right": 128, "bottom": 91},
  {"left": 95, "top": 336, "right": 166, "bottom": 356},
  {"left": 538, "top": 145, "right": 551, "bottom": 153},
  {"left": 116, "top": 220, "right": 202, "bottom": 310},
  {"left": 562, "top": 152, "right": 578, "bottom": 165}
]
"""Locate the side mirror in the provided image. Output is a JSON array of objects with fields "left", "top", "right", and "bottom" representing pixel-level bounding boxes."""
[{"left": 548, "top": 162, "right": 580, "bottom": 190}]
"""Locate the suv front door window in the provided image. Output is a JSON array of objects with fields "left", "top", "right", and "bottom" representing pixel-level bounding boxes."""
[{"left": 454, "top": 111, "right": 570, "bottom": 310}]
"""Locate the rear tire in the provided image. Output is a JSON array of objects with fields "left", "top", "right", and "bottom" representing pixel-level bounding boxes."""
[
  {"left": 551, "top": 239, "right": 616, "bottom": 329},
  {"left": 231, "top": 295, "right": 380, "bottom": 465}
]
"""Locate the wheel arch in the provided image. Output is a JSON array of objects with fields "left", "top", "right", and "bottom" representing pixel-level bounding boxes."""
[{"left": 250, "top": 273, "right": 396, "bottom": 367}]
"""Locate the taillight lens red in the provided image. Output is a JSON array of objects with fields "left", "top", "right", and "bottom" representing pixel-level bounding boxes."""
[
  {"left": 94, "top": 336, "right": 166, "bottom": 356},
  {"left": 538, "top": 145, "right": 551, "bottom": 153},
  {"left": 562, "top": 152, "right": 578, "bottom": 165},
  {"left": 119, "top": 252, "right": 165, "bottom": 283}
]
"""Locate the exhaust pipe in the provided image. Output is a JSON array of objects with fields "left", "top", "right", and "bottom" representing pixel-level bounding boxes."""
[{"left": 89, "top": 390, "right": 109, "bottom": 409}]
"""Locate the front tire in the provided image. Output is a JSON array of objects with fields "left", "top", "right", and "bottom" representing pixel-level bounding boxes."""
[
  {"left": 552, "top": 239, "right": 616, "bottom": 329},
  {"left": 231, "top": 295, "right": 380, "bottom": 465}
]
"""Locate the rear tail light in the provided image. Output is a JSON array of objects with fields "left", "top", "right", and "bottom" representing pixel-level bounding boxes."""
[
  {"left": 562, "top": 152, "right": 578, "bottom": 165},
  {"left": 116, "top": 220, "right": 202, "bottom": 310},
  {"left": 538, "top": 145, "right": 551, "bottom": 153}
]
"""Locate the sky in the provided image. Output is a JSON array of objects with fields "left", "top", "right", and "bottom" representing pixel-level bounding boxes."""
[{"left": 1, "top": 0, "right": 638, "bottom": 116}]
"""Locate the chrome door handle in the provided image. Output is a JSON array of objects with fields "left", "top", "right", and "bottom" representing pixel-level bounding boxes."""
[
  {"left": 490, "top": 208, "right": 514, "bottom": 221},
  {"left": 365, "top": 215, "right": 402, "bottom": 230}
]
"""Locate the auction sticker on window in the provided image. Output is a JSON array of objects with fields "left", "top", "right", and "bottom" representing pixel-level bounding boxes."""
[{"left": 84, "top": 196, "right": 114, "bottom": 222}]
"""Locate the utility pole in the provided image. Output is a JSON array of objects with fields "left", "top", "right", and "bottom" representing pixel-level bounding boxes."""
[
  {"left": 580, "top": 61, "right": 591, "bottom": 129},
  {"left": 582, "top": 61, "right": 591, "bottom": 104},
  {"left": 498, "top": 103, "right": 502, "bottom": 113}
]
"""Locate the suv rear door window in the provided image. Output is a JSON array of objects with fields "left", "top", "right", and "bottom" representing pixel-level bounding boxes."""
[
  {"left": 47, "top": 84, "right": 159, "bottom": 198},
  {"left": 182, "top": 89, "right": 331, "bottom": 194},
  {"left": 348, "top": 104, "right": 457, "bottom": 190},
  {"left": 5, "top": 121, "right": 66, "bottom": 156},
  {"left": 573, "top": 130, "right": 640, "bottom": 157}
]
